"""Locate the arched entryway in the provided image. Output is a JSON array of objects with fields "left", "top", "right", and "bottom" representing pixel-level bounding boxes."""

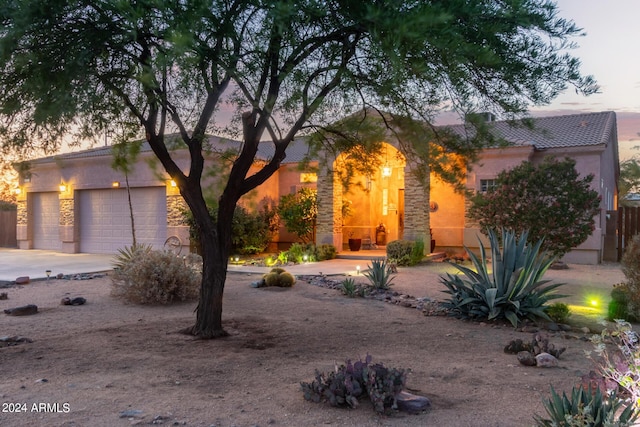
[{"left": 314, "top": 141, "right": 436, "bottom": 252}]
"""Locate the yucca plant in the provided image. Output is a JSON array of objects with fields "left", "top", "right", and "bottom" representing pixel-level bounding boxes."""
[
  {"left": 533, "top": 385, "right": 637, "bottom": 427},
  {"left": 364, "top": 258, "right": 396, "bottom": 290},
  {"left": 440, "top": 229, "right": 565, "bottom": 327},
  {"left": 111, "top": 243, "right": 153, "bottom": 270}
]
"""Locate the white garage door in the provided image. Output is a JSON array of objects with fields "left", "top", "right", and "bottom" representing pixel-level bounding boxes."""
[
  {"left": 79, "top": 187, "right": 167, "bottom": 254},
  {"left": 32, "top": 192, "right": 62, "bottom": 250}
]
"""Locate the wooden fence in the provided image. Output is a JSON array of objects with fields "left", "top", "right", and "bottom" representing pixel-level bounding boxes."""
[
  {"left": 0, "top": 210, "right": 17, "bottom": 248},
  {"left": 617, "top": 207, "right": 640, "bottom": 261}
]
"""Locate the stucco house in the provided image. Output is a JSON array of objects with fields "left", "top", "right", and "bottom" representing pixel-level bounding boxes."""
[{"left": 14, "top": 111, "right": 619, "bottom": 264}]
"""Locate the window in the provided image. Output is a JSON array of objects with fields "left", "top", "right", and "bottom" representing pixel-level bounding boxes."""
[
  {"left": 480, "top": 179, "right": 497, "bottom": 192},
  {"left": 300, "top": 173, "right": 317, "bottom": 183}
]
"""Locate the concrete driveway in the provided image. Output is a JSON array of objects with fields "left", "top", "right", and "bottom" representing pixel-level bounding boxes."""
[{"left": 0, "top": 248, "right": 114, "bottom": 282}]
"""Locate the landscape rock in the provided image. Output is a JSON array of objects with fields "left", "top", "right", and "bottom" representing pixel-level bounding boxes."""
[
  {"left": 535, "top": 352, "right": 559, "bottom": 368},
  {"left": 61, "top": 297, "right": 87, "bottom": 306},
  {"left": 0, "top": 292, "right": 7, "bottom": 300},
  {"left": 396, "top": 391, "right": 431, "bottom": 413},
  {"left": 517, "top": 351, "right": 537, "bottom": 366},
  {"left": 15, "top": 276, "right": 30, "bottom": 285},
  {"left": 4, "top": 304, "right": 38, "bottom": 316},
  {"left": 0, "top": 336, "right": 33, "bottom": 347}
]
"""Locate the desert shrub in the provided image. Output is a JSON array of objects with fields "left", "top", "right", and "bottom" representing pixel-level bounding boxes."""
[
  {"left": 301, "top": 355, "right": 407, "bottom": 414},
  {"left": 467, "top": 157, "right": 600, "bottom": 259},
  {"left": 386, "top": 240, "right": 414, "bottom": 266},
  {"left": 545, "top": 302, "right": 571, "bottom": 324},
  {"left": 607, "top": 283, "right": 637, "bottom": 322},
  {"left": 533, "top": 385, "right": 636, "bottom": 427},
  {"left": 111, "top": 243, "right": 153, "bottom": 270},
  {"left": 364, "top": 258, "right": 395, "bottom": 290},
  {"left": 286, "top": 242, "right": 315, "bottom": 263},
  {"left": 184, "top": 202, "right": 277, "bottom": 255},
  {"left": 278, "top": 187, "right": 317, "bottom": 243},
  {"left": 440, "top": 229, "right": 565, "bottom": 327},
  {"left": 410, "top": 239, "right": 425, "bottom": 265},
  {"left": 587, "top": 320, "right": 640, "bottom": 413},
  {"left": 261, "top": 268, "right": 296, "bottom": 287},
  {"left": 111, "top": 248, "right": 200, "bottom": 304},
  {"left": 620, "top": 234, "right": 640, "bottom": 320},
  {"left": 316, "top": 244, "right": 337, "bottom": 261}
]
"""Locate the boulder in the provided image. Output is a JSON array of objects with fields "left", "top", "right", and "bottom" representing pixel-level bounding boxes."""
[
  {"left": 4, "top": 304, "right": 38, "bottom": 316},
  {"left": 396, "top": 391, "right": 431, "bottom": 413},
  {"left": 15, "top": 276, "right": 30, "bottom": 285},
  {"left": 535, "top": 352, "right": 559, "bottom": 368},
  {"left": 517, "top": 351, "right": 537, "bottom": 366}
]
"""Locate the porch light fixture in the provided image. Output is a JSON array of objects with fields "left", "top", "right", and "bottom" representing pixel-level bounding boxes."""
[
  {"left": 59, "top": 183, "right": 67, "bottom": 192},
  {"left": 14, "top": 187, "right": 21, "bottom": 195},
  {"left": 112, "top": 181, "right": 120, "bottom": 188},
  {"left": 170, "top": 180, "right": 177, "bottom": 187},
  {"left": 382, "top": 164, "right": 392, "bottom": 177}
]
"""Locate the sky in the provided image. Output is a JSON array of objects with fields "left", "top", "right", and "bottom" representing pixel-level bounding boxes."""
[{"left": 530, "top": 0, "right": 640, "bottom": 160}]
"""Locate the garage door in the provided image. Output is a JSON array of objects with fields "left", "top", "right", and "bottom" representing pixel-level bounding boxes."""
[
  {"left": 32, "top": 192, "right": 62, "bottom": 250},
  {"left": 79, "top": 187, "right": 167, "bottom": 254}
]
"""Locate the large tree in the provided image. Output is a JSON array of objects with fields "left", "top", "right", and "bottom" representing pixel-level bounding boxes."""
[{"left": 0, "top": 0, "right": 596, "bottom": 337}]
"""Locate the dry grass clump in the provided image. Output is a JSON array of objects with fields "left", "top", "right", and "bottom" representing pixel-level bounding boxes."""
[{"left": 111, "top": 248, "right": 201, "bottom": 304}]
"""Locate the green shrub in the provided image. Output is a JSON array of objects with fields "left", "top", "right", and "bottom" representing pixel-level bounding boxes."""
[
  {"left": 621, "top": 234, "right": 640, "bottom": 320},
  {"left": 534, "top": 385, "right": 637, "bottom": 427},
  {"left": 286, "top": 242, "right": 315, "bottom": 263},
  {"left": 386, "top": 240, "right": 414, "bottom": 266},
  {"left": 410, "top": 239, "right": 425, "bottom": 265},
  {"left": 301, "top": 355, "right": 407, "bottom": 414},
  {"left": 111, "top": 248, "right": 200, "bottom": 304},
  {"left": 607, "top": 283, "right": 636, "bottom": 322},
  {"left": 545, "top": 302, "right": 571, "bottom": 324},
  {"left": 440, "top": 229, "right": 565, "bottom": 327},
  {"left": 184, "top": 202, "right": 277, "bottom": 256},
  {"left": 316, "top": 244, "right": 337, "bottom": 261},
  {"left": 364, "top": 258, "right": 395, "bottom": 290}
]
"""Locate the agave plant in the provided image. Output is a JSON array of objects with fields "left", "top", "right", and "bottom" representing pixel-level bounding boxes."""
[
  {"left": 534, "top": 385, "right": 637, "bottom": 427},
  {"left": 440, "top": 229, "right": 565, "bottom": 327},
  {"left": 364, "top": 258, "right": 396, "bottom": 290}
]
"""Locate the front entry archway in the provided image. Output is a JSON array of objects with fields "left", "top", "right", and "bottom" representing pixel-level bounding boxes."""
[{"left": 315, "top": 141, "right": 426, "bottom": 251}]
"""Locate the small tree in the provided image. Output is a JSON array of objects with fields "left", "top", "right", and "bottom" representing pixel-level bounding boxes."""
[
  {"left": 468, "top": 157, "right": 600, "bottom": 259},
  {"left": 278, "top": 188, "right": 317, "bottom": 243}
]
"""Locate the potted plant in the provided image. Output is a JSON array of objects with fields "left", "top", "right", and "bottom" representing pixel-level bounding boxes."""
[{"left": 348, "top": 231, "right": 362, "bottom": 251}]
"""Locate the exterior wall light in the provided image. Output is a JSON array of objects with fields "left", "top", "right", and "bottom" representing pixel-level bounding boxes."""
[
  {"left": 170, "top": 180, "right": 177, "bottom": 187},
  {"left": 14, "top": 187, "right": 21, "bottom": 195},
  {"left": 382, "top": 165, "right": 392, "bottom": 177},
  {"left": 112, "top": 181, "right": 120, "bottom": 188},
  {"left": 59, "top": 183, "right": 67, "bottom": 192}
]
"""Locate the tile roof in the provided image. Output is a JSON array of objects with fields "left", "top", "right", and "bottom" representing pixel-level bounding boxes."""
[
  {"left": 31, "top": 111, "right": 617, "bottom": 165},
  {"left": 444, "top": 111, "right": 617, "bottom": 149},
  {"left": 31, "top": 135, "right": 312, "bottom": 164}
]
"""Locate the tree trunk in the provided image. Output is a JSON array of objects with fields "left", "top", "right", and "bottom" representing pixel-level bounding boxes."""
[
  {"left": 181, "top": 189, "right": 234, "bottom": 339},
  {"left": 188, "top": 232, "right": 229, "bottom": 338}
]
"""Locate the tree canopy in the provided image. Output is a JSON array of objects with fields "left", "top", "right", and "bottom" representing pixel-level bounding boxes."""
[
  {"left": 0, "top": 0, "right": 597, "bottom": 337},
  {"left": 467, "top": 157, "right": 601, "bottom": 259}
]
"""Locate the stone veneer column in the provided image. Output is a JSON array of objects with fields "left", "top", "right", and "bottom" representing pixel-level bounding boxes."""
[
  {"left": 16, "top": 197, "right": 31, "bottom": 249},
  {"left": 316, "top": 163, "right": 343, "bottom": 250},
  {"left": 166, "top": 182, "right": 190, "bottom": 251},
  {"left": 59, "top": 193, "right": 78, "bottom": 253},
  {"left": 402, "top": 163, "right": 431, "bottom": 253}
]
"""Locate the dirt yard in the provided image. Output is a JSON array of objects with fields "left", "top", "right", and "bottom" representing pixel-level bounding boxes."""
[{"left": 0, "top": 262, "right": 627, "bottom": 427}]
